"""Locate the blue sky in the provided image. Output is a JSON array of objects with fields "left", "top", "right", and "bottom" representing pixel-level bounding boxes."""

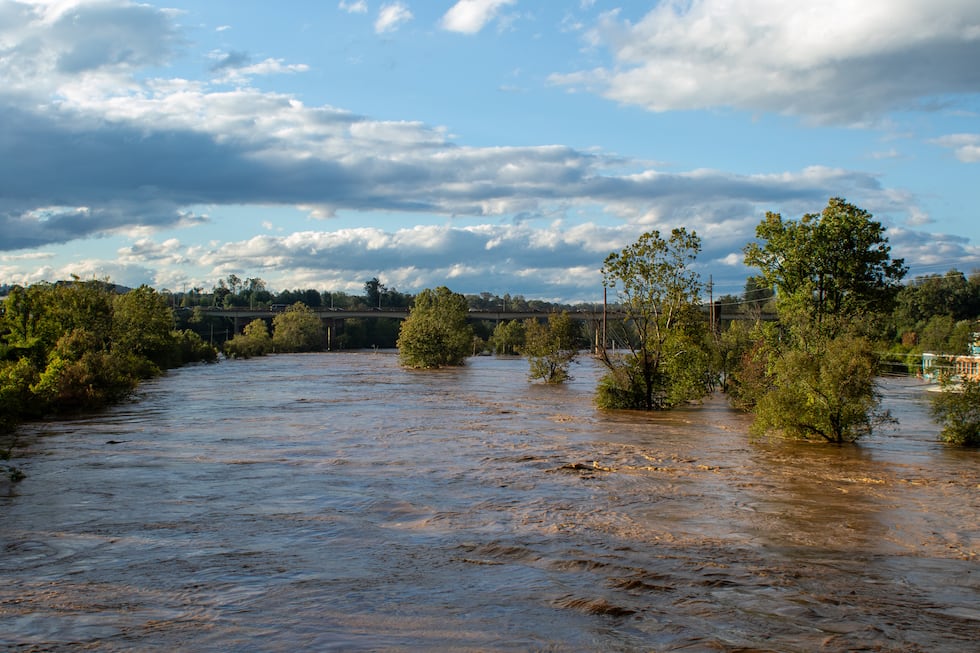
[{"left": 1, "top": 0, "right": 978, "bottom": 302}]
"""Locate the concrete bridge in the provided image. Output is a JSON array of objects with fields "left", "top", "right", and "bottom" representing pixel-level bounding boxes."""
[{"left": 192, "top": 305, "right": 770, "bottom": 333}]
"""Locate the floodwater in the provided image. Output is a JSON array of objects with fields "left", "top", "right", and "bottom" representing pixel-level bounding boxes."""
[{"left": 1, "top": 352, "right": 977, "bottom": 652}]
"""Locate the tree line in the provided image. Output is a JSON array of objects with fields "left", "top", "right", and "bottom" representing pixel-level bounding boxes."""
[{"left": 0, "top": 279, "right": 218, "bottom": 476}]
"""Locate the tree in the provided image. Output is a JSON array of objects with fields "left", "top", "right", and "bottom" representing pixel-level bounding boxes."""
[
  {"left": 225, "top": 319, "right": 273, "bottom": 358},
  {"left": 112, "top": 285, "right": 177, "bottom": 370},
  {"left": 598, "top": 228, "right": 712, "bottom": 410},
  {"left": 272, "top": 303, "right": 324, "bottom": 352},
  {"left": 750, "top": 329, "right": 892, "bottom": 443},
  {"left": 397, "top": 287, "right": 473, "bottom": 368},
  {"left": 30, "top": 328, "right": 143, "bottom": 412},
  {"left": 364, "top": 277, "right": 387, "bottom": 308},
  {"left": 740, "top": 198, "right": 907, "bottom": 441},
  {"left": 930, "top": 376, "right": 980, "bottom": 446},
  {"left": 522, "top": 312, "right": 579, "bottom": 384},
  {"left": 490, "top": 320, "right": 525, "bottom": 355},
  {"left": 0, "top": 279, "right": 215, "bottom": 438},
  {"left": 716, "top": 320, "right": 767, "bottom": 403},
  {"left": 744, "top": 197, "right": 907, "bottom": 331}
]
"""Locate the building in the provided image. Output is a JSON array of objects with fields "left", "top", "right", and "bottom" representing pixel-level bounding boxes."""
[{"left": 922, "top": 331, "right": 980, "bottom": 382}]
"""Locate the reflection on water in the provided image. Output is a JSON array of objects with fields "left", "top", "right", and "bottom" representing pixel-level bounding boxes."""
[{"left": 1, "top": 352, "right": 977, "bottom": 651}]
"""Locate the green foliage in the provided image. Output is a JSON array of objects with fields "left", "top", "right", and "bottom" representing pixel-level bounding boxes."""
[
  {"left": 225, "top": 319, "right": 273, "bottom": 358},
  {"left": 272, "top": 303, "right": 325, "bottom": 352},
  {"left": 750, "top": 332, "right": 890, "bottom": 443},
  {"left": 0, "top": 280, "right": 217, "bottom": 431},
  {"left": 915, "top": 315, "right": 974, "bottom": 355},
  {"left": 598, "top": 228, "right": 711, "bottom": 410},
  {"left": 893, "top": 270, "right": 980, "bottom": 328},
  {"left": 112, "top": 285, "right": 178, "bottom": 368},
  {"left": 490, "top": 320, "right": 525, "bottom": 355},
  {"left": 596, "top": 319, "right": 714, "bottom": 410},
  {"left": 397, "top": 287, "right": 473, "bottom": 368},
  {"left": 738, "top": 199, "right": 905, "bottom": 442},
  {"left": 0, "top": 358, "right": 39, "bottom": 427},
  {"left": 172, "top": 329, "right": 219, "bottom": 365},
  {"left": 29, "top": 328, "right": 146, "bottom": 413},
  {"left": 716, "top": 321, "right": 765, "bottom": 402},
  {"left": 522, "top": 312, "right": 578, "bottom": 384},
  {"left": 744, "top": 197, "right": 907, "bottom": 331},
  {"left": 930, "top": 377, "right": 980, "bottom": 446}
]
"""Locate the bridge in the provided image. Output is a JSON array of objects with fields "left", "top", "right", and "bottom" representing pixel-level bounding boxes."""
[
  {"left": 195, "top": 306, "right": 615, "bottom": 322},
  {"left": 191, "top": 306, "right": 770, "bottom": 332}
]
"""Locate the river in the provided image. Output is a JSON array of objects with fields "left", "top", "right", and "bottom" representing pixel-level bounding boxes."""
[{"left": 1, "top": 352, "right": 977, "bottom": 651}]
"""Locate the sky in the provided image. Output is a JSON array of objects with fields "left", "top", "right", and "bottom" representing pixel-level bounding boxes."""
[{"left": 1, "top": 0, "right": 979, "bottom": 303}]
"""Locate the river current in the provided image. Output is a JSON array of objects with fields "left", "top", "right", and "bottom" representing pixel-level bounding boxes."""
[{"left": 1, "top": 352, "right": 977, "bottom": 651}]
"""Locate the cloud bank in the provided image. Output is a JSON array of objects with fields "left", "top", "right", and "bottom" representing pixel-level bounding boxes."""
[
  {"left": 1, "top": 0, "right": 978, "bottom": 299},
  {"left": 552, "top": 0, "right": 980, "bottom": 125}
]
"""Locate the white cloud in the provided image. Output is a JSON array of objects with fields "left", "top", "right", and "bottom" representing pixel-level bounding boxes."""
[
  {"left": 339, "top": 0, "right": 368, "bottom": 14},
  {"left": 932, "top": 133, "right": 980, "bottom": 162},
  {"left": 375, "top": 2, "right": 412, "bottom": 34},
  {"left": 552, "top": 0, "right": 980, "bottom": 124},
  {"left": 441, "top": 0, "right": 516, "bottom": 35},
  {"left": 208, "top": 52, "right": 310, "bottom": 84}
]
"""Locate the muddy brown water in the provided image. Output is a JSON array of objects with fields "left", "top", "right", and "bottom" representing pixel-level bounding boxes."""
[{"left": 1, "top": 352, "right": 977, "bottom": 651}]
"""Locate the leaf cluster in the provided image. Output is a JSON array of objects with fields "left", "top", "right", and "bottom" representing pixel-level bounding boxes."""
[
  {"left": 521, "top": 312, "right": 579, "bottom": 384},
  {"left": 929, "top": 376, "right": 980, "bottom": 446},
  {"left": 397, "top": 287, "right": 474, "bottom": 369}
]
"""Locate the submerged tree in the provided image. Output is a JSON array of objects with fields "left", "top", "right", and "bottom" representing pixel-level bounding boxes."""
[
  {"left": 272, "top": 303, "right": 324, "bottom": 352},
  {"left": 225, "top": 319, "right": 273, "bottom": 358},
  {"left": 490, "top": 320, "right": 525, "bottom": 356},
  {"left": 522, "top": 312, "right": 579, "bottom": 384},
  {"left": 740, "top": 198, "right": 907, "bottom": 442},
  {"left": 598, "top": 228, "right": 712, "bottom": 410},
  {"left": 112, "top": 285, "right": 178, "bottom": 370},
  {"left": 1, "top": 279, "right": 216, "bottom": 428},
  {"left": 930, "top": 375, "right": 980, "bottom": 446},
  {"left": 750, "top": 326, "right": 892, "bottom": 443},
  {"left": 397, "top": 286, "right": 473, "bottom": 368}
]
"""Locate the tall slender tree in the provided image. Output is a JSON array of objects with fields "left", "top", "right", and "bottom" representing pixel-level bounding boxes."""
[{"left": 598, "top": 228, "right": 712, "bottom": 410}]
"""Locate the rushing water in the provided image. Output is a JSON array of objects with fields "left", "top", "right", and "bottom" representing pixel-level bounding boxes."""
[{"left": 1, "top": 352, "right": 977, "bottom": 652}]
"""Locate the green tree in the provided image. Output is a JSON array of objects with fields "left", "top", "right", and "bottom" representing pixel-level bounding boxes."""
[
  {"left": 171, "top": 329, "right": 219, "bottom": 365},
  {"left": 750, "top": 329, "right": 891, "bottom": 443},
  {"left": 740, "top": 198, "right": 907, "bottom": 441},
  {"left": 930, "top": 376, "right": 980, "bottom": 446},
  {"left": 272, "top": 303, "right": 324, "bottom": 352},
  {"left": 364, "top": 277, "right": 387, "bottom": 308},
  {"left": 0, "top": 279, "right": 215, "bottom": 438},
  {"left": 744, "top": 197, "right": 907, "bottom": 331},
  {"left": 490, "top": 320, "right": 525, "bottom": 355},
  {"left": 0, "top": 358, "right": 39, "bottom": 427},
  {"left": 522, "top": 312, "right": 579, "bottom": 384},
  {"left": 112, "top": 285, "right": 178, "bottom": 370},
  {"left": 716, "top": 320, "right": 766, "bottom": 401},
  {"left": 30, "top": 328, "right": 143, "bottom": 413},
  {"left": 397, "top": 286, "right": 473, "bottom": 368},
  {"left": 225, "top": 319, "right": 273, "bottom": 358},
  {"left": 598, "top": 228, "right": 712, "bottom": 410}
]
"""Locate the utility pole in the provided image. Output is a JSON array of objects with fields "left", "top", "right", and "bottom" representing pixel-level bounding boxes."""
[
  {"left": 708, "top": 274, "right": 714, "bottom": 332},
  {"left": 602, "top": 286, "right": 607, "bottom": 354}
]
